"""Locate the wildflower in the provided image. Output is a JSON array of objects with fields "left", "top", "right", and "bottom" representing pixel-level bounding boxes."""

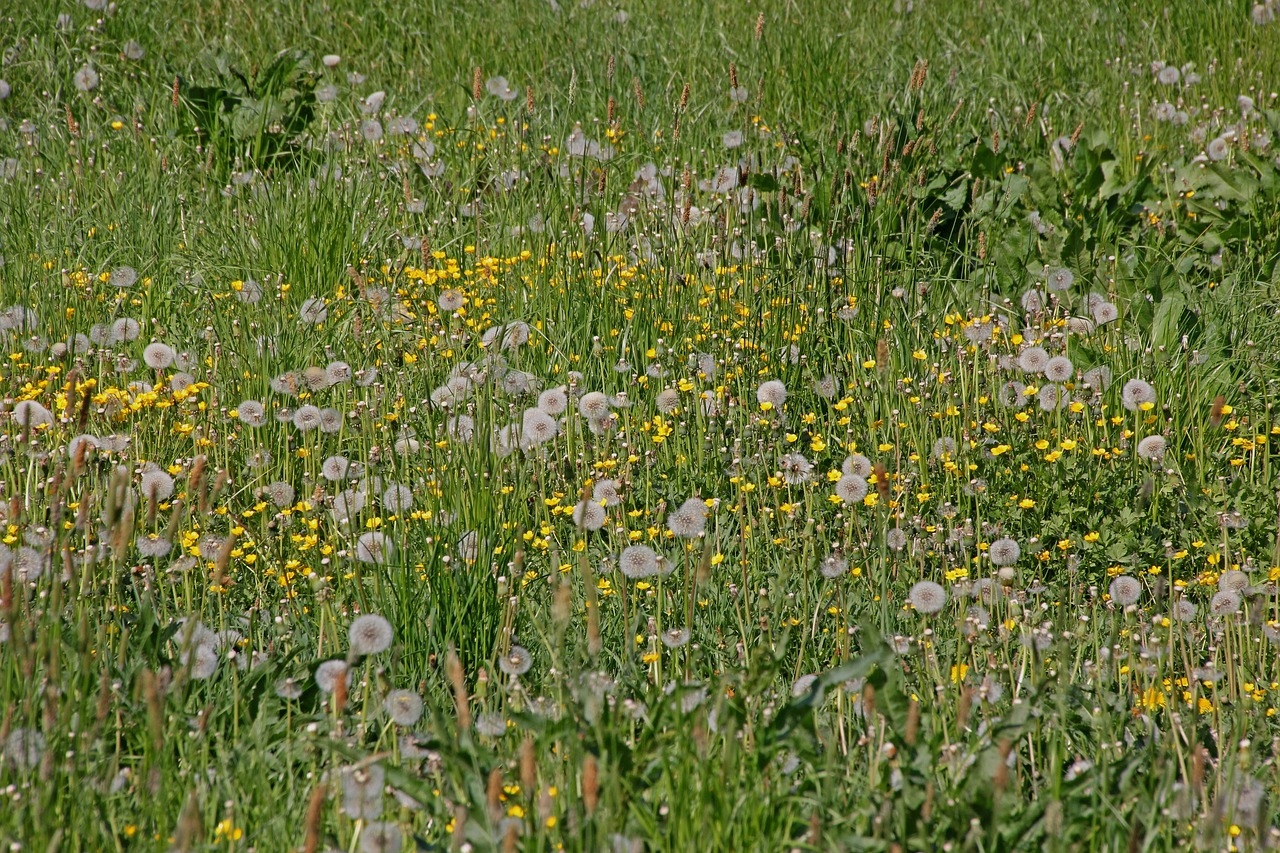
[
  {"left": 1172, "top": 599, "right": 1197, "bottom": 622},
  {"left": 475, "top": 713, "right": 507, "bottom": 737},
  {"left": 299, "top": 297, "right": 328, "bottom": 324},
  {"left": 384, "top": 689, "right": 424, "bottom": 726},
  {"left": 349, "top": 614, "right": 394, "bottom": 656},
  {"left": 1038, "top": 384, "right": 1067, "bottom": 411},
  {"left": 458, "top": 531, "right": 479, "bottom": 562},
  {"left": 908, "top": 580, "right": 947, "bottom": 614},
  {"left": 998, "top": 381, "right": 1028, "bottom": 408},
  {"left": 266, "top": 481, "right": 296, "bottom": 508},
  {"left": 3, "top": 728, "right": 45, "bottom": 771},
  {"left": 136, "top": 535, "right": 173, "bottom": 558},
  {"left": 485, "top": 75, "right": 517, "bottom": 100},
  {"left": 1218, "top": 570, "right": 1249, "bottom": 592},
  {"left": 185, "top": 641, "right": 219, "bottom": 680},
  {"left": 1207, "top": 136, "right": 1230, "bottom": 161},
  {"left": 360, "top": 822, "right": 403, "bottom": 853},
  {"left": 932, "top": 437, "right": 957, "bottom": 458},
  {"left": 438, "top": 289, "right": 465, "bottom": 312},
  {"left": 498, "top": 645, "right": 533, "bottom": 676},
  {"left": 656, "top": 388, "right": 680, "bottom": 413},
  {"left": 989, "top": 537, "right": 1021, "bottom": 566},
  {"left": 447, "top": 415, "right": 475, "bottom": 442},
  {"left": 886, "top": 528, "right": 908, "bottom": 551},
  {"left": 342, "top": 763, "right": 385, "bottom": 819},
  {"left": 1081, "top": 366, "right": 1113, "bottom": 390},
  {"left": 382, "top": 484, "right": 413, "bottom": 513},
  {"left": 12, "top": 400, "right": 54, "bottom": 428},
  {"left": 322, "top": 455, "right": 351, "bottom": 481},
  {"left": 1092, "top": 301, "right": 1119, "bottom": 325},
  {"left": 235, "top": 278, "right": 262, "bottom": 303},
  {"left": 1108, "top": 575, "right": 1141, "bottom": 606},
  {"left": 320, "top": 408, "right": 344, "bottom": 433}
]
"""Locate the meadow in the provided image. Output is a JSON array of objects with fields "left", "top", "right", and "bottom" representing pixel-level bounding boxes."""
[{"left": 2, "top": 0, "right": 1280, "bottom": 849}]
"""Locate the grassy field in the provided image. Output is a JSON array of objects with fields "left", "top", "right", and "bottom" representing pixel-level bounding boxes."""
[{"left": 3, "top": 0, "right": 1280, "bottom": 849}]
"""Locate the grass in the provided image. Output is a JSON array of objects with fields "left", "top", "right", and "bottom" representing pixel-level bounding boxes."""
[{"left": 3, "top": 0, "right": 1280, "bottom": 850}]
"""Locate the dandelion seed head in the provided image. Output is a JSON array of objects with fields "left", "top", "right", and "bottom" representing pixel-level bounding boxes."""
[
  {"left": 1121, "top": 379, "right": 1156, "bottom": 411},
  {"left": 820, "top": 553, "right": 848, "bottom": 578},
  {"left": 1109, "top": 575, "right": 1141, "bottom": 606},
  {"left": 1018, "top": 346, "right": 1050, "bottom": 373},
  {"left": 1136, "top": 435, "right": 1167, "bottom": 461},
  {"left": 835, "top": 474, "right": 868, "bottom": 504},
  {"left": 989, "top": 537, "right": 1021, "bottom": 566},
  {"left": 355, "top": 532, "right": 392, "bottom": 565},
  {"left": 1043, "top": 355, "right": 1074, "bottom": 383},
  {"left": 266, "top": 481, "right": 295, "bottom": 508},
  {"left": 668, "top": 497, "right": 709, "bottom": 538},
  {"left": 908, "top": 580, "right": 947, "bottom": 614},
  {"left": 779, "top": 452, "right": 814, "bottom": 485},
  {"left": 142, "top": 342, "right": 175, "bottom": 369},
  {"left": 521, "top": 407, "right": 559, "bottom": 447},
  {"left": 74, "top": 65, "right": 99, "bottom": 92},
  {"left": 140, "top": 468, "right": 174, "bottom": 502},
  {"left": 756, "top": 379, "right": 787, "bottom": 408},
  {"left": 322, "top": 455, "right": 351, "bottom": 482},
  {"left": 572, "top": 499, "right": 606, "bottom": 531},
  {"left": 619, "top": 544, "right": 658, "bottom": 578},
  {"left": 498, "top": 644, "right": 533, "bottom": 676},
  {"left": 316, "top": 659, "right": 352, "bottom": 693},
  {"left": 1210, "top": 589, "right": 1242, "bottom": 615},
  {"left": 537, "top": 386, "right": 568, "bottom": 415},
  {"left": 579, "top": 391, "right": 611, "bottom": 421},
  {"left": 1046, "top": 267, "right": 1074, "bottom": 291}
]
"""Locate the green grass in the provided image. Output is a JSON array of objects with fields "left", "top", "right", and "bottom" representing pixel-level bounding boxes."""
[{"left": 3, "top": 0, "right": 1280, "bottom": 850}]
